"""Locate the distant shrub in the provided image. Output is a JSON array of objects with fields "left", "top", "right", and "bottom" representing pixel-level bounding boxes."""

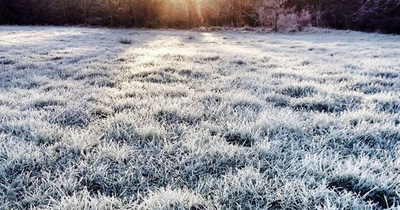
[
  {"left": 203, "top": 56, "right": 220, "bottom": 62},
  {"left": 119, "top": 38, "right": 132, "bottom": 45},
  {"left": 278, "top": 13, "right": 300, "bottom": 32},
  {"left": 256, "top": 0, "right": 312, "bottom": 32},
  {"left": 232, "top": 60, "right": 246, "bottom": 66}
]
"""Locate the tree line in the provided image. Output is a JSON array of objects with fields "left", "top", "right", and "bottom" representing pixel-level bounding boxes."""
[{"left": 0, "top": 0, "right": 399, "bottom": 34}]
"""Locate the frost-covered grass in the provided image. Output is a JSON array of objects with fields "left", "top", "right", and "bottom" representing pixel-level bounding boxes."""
[{"left": 0, "top": 26, "right": 399, "bottom": 209}]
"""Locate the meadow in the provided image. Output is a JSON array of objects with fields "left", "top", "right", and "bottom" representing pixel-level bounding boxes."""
[{"left": 0, "top": 26, "right": 399, "bottom": 209}]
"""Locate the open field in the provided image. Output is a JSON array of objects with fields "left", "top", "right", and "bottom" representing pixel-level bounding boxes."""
[{"left": 0, "top": 26, "right": 399, "bottom": 209}]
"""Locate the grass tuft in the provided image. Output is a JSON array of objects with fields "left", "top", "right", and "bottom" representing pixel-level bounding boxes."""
[
  {"left": 119, "top": 38, "right": 132, "bottom": 44},
  {"left": 0, "top": 26, "right": 399, "bottom": 209}
]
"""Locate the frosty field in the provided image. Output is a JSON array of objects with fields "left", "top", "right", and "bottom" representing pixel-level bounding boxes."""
[{"left": 0, "top": 26, "right": 399, "bottom": 209}]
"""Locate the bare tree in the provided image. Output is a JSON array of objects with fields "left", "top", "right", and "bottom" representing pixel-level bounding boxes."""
[
  {"left": 58, "top": 0, "right": 80, "bottom": 24},
  {"left": 185, "top": 0, "right": 198, "bottom": 28},
  {"left": 257, "top": 0, "right": 287, "bottom": 31},
  {"left": 97, "top": 0, "right": 124, "bottom": 26},
  {"left": 0, "top": 0, "right": 4, "bottom": 24},
  {"left": 78, "top": 0, "right": 92, "bottom": 24}
]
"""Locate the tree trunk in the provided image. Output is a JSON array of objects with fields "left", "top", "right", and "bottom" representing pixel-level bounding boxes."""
[
  {"left": 187, "top": 1, "right": 191, "bottom": 28},
  {"left": 274, "top": 10, "right": 278, "bottom": 32},
  {"left": 0, "top": 0, "right": 3, "bottom": 24}
]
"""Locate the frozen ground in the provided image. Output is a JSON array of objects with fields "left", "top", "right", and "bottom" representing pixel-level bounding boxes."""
[{"left": 0, "top": 26, "right": 399, "bottom": 209}]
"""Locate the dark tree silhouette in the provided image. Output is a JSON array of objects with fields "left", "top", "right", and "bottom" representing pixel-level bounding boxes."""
[{"left": 0, "top": 0, "right": 398, "bottom": 34}]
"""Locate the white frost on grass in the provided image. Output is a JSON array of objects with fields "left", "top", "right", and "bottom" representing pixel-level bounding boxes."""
[{"left": 0, "top": 26, "right": 399, "bottom": 209}]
